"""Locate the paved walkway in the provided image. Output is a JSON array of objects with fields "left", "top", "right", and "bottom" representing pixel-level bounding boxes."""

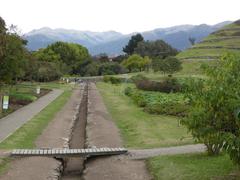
[
  {"left": 128, "top": 144, "right": 206, "bottom": 159},
  {"left": 0, "top": 89, "right": 63, "bottom": 143}
]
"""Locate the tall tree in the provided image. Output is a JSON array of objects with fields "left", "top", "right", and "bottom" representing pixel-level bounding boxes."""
[
  {"left": 123, "top": 33, "right": 144, "bottom": 55},
  {"left": 0, "top": 17, "right": 27, "bottom": 113},
  {"left": 0, "top": 16, "right": 7, "bottom": 114}
]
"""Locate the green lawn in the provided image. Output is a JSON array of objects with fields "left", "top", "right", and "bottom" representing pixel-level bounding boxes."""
[
  {"left": 0, "top": 82, "right": 73, "bottom": 175},
  {"left": 97, "top": 82, "right": 193, "bottom": 149},
  {"left": 147, "top": 153, "right": 237, "bottom": 180},
  {"left": 115, "top": 59, "right": 207, "bottom": 81}
]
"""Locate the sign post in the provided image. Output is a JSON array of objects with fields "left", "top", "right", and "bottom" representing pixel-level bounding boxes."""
[
  {"left": 3, "top": 95, "right": 9, "bottom": 110},
  {"left": 36, "top": 86, "right": 41, "bottom": 95}
]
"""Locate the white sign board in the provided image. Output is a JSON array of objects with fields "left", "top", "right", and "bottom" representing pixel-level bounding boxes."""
[
  {"left": 3, "top": 96, "right": 9, "bottom": 110},
  {"left": 36, "top": 86, "right": 41, "bottom": 94}
]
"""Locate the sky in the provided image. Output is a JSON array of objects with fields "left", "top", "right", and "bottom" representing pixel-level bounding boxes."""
[{"left": 0, "top": 0, "right": 239, "bottom": 34}]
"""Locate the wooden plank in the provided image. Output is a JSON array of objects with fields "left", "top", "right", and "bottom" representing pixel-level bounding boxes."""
[{"left": 11, "top": 147, "right": 128, "bottom": 157}]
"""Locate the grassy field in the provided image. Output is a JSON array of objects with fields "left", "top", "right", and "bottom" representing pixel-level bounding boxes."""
[
  {"left": 115, "top": 58, "right": 208, "bottom": 81},
  {"left": 97, "top": 82, "right": 193, "bottom": 149},
  {"left": 176, "top": 21, "right": 240, "bottom": 61},
  {"left": 0, "top": 82, "right": 74, "bottom": 175},
  {"left": 147, "top": 153, "right": 237, "bottom": 180}
]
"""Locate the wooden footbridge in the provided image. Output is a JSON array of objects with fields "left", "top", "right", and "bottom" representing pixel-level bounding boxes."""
[{"left": 11, "top": 148, "right": 127, "bottom": 158}]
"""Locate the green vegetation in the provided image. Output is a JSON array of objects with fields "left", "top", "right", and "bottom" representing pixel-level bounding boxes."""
[
  {"left": 0, "top": 82, "right": 73, "bottom": 176},
  {"left": 121, "top": 54, "right": 151, "bottom": 72},
  {"left": 147, "top": 153, "right": 236, "bottom": 180},
  {"left": 124, "top": 87, "right": 188, "bottom": 117},
  {"left": 0, "top": 83, "right": 73, "bottom": 149},
  {"left": 97, "top": 82, "right": 193, "bottom": 148},
  {"left": 152, "top": 56, "right": 182, "bottom": 74},
  {"left": 103, "top": 76, "right": 122, "bottom": 84},
  {"left": 182, "top": 53, "right": 240, "bottom": 162},
  {"left": 123, "top": 33, "right": 144, "bottom": 55},
  {"left": 0, "top": 84, "right": 51, "bottom": 118},
  {"left": 177, "top": 20, "right": 240, "bottom": 61},
  {"left": 0, "top": 158, "right": 10, "bottom": 175},
  {"left": 134, "top": 40, "right": 178, "bottom": 58},
  {"left": 9, "top": 92, "right": 37, "bottom": 102}
]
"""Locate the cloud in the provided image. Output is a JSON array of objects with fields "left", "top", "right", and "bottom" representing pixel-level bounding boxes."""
[{"left": 0, "top": 0, "right": 239, "bottom": 33}]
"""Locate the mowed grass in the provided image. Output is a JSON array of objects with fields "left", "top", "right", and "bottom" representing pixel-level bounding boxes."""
[
  {"left": 147, "top": 153, "right": 237, "bottom": 180},
  {"left": 97, "top": 82, "right": 193, "bottom": 149}
]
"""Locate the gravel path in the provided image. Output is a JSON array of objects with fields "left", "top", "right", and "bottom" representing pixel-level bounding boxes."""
[
  {"left": 83, "top": 83, "right": 152, "bottom": 180},
  {"left": 0, "top": 87, "right": 82, "bottom": 180},
  {"left": 0, "top": 89, "right": 63, "bottom": 143},
  {"left": 128, "top": 144, "right": 206, "bottom": 159}
]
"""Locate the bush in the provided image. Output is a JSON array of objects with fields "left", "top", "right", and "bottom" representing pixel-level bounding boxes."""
[
  {"left": 103, "top": 76, "right": 111, "bottom": 83},
  {"left": 130, "top": 74, "right": 148, "bottom": 83},
  {"left": 131, "top": 91, "right": 147, "bottom": 107},
  {"left": 144, "top": 102, "right": 189, "bottom": 117},
  {"left": 98, "top": 62, "right": 126, "bottom": 75},
  {"left": 124, "top": 87, "right": 133, "bottom": 96},
  {"left": 103, "top": 76, "right": 121, "bottom": 84},
  {"left": 135, "top": 78, "right": 181, "bottom": 93},
  {"left": 10, "top": 92, "right": 37, "bottom": 102},
  {"left": 125, "top": 87, "right": 188, "bottom": 116}
]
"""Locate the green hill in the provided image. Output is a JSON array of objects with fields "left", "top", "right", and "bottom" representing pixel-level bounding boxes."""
[{"left": 177, "top": 20, "right": 240, "bottom": 61}]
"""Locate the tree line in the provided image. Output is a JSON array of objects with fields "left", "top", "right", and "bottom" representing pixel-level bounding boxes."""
[{"left": 0, "top": 16, "right": 182, "bottom": 86}]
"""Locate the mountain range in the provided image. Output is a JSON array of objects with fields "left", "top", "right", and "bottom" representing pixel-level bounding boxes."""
[{"left": 24, "top": 21, "right": 231, "bottom": 55}]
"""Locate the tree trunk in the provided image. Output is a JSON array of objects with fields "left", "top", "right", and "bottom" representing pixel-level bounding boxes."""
[{"left": 205, "top": 142, "right": 221, "bottom": 156}]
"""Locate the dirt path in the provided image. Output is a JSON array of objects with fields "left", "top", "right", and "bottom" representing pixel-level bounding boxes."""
[
  {"left": 62, "top": 85, "right": 88, "bottom": 180},
  {"left": 0, "top": 86, "right": 83, "bottom": 180},
  {"left": 0, "top": 89, "right": 63, "bottom": 143},
  {"left": 83, "top": 83, "right": 152, "bottom": 180}
]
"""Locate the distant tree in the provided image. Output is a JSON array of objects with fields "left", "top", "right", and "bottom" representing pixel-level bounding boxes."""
[
  {"left": 84, "top": 62, "right": 99, "bottom": 76},
  {"left": 74, "top": 59, "right": 92, "bottom": 76},
  {"left": 152, "top": 56, "right": 182, "bottom": 74},
  {"left": 112, "top": 55, "right": 128, "bottom": 63},
  {"left": 188, "top": 37, "right": 196, "bottom": 46},
  {"left": 121, "top": 54, "right": 151, "bottom": 72},
  {"left": 48, "top": 42, "right": 89, "bottom": 69},
  {"left": 134, "top": 40, "right": 178, "bottom": 58},
  {"left": 123, "top": 33, "right": 144, "bottom": 55},
  {"left": 98, "top": 62, "right": 125, "bottom": 75},
  {"left": 94, "top": 53, "right": 109, "bottom": 63},
  {"left": 33, "top": 48, "right": 60, "bottom": 62}
]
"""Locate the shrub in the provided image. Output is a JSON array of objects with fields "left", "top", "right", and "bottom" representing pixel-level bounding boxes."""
[
  {"left": 135, "top": 78, "right": 181, "bottom": 93},
  {"left": 10, "top": 92, "right": 37, "bottom": 102},
  {"left": 103, "top": 76, "right": 111, "bottom": 83},
  {"left": 144, "top": 102, "right": 189, "bottom": 117},
  {"left": 130, "top": 74, "right": 148, "bottom": 83},
  {"left": 125, "top": 87, "right": 188, "bottom": 116},
  {"left": 182, "top": 53, "right": 240, "bottom": 158},
  {"left": 131, "top": 91, "right": 147, "bottom": 107},
  {"left": 103, "top": 76, "right": 121, "bottom": 84},
  {"left": 124, "top": 87, "right": 133, "bottom": 96}
]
